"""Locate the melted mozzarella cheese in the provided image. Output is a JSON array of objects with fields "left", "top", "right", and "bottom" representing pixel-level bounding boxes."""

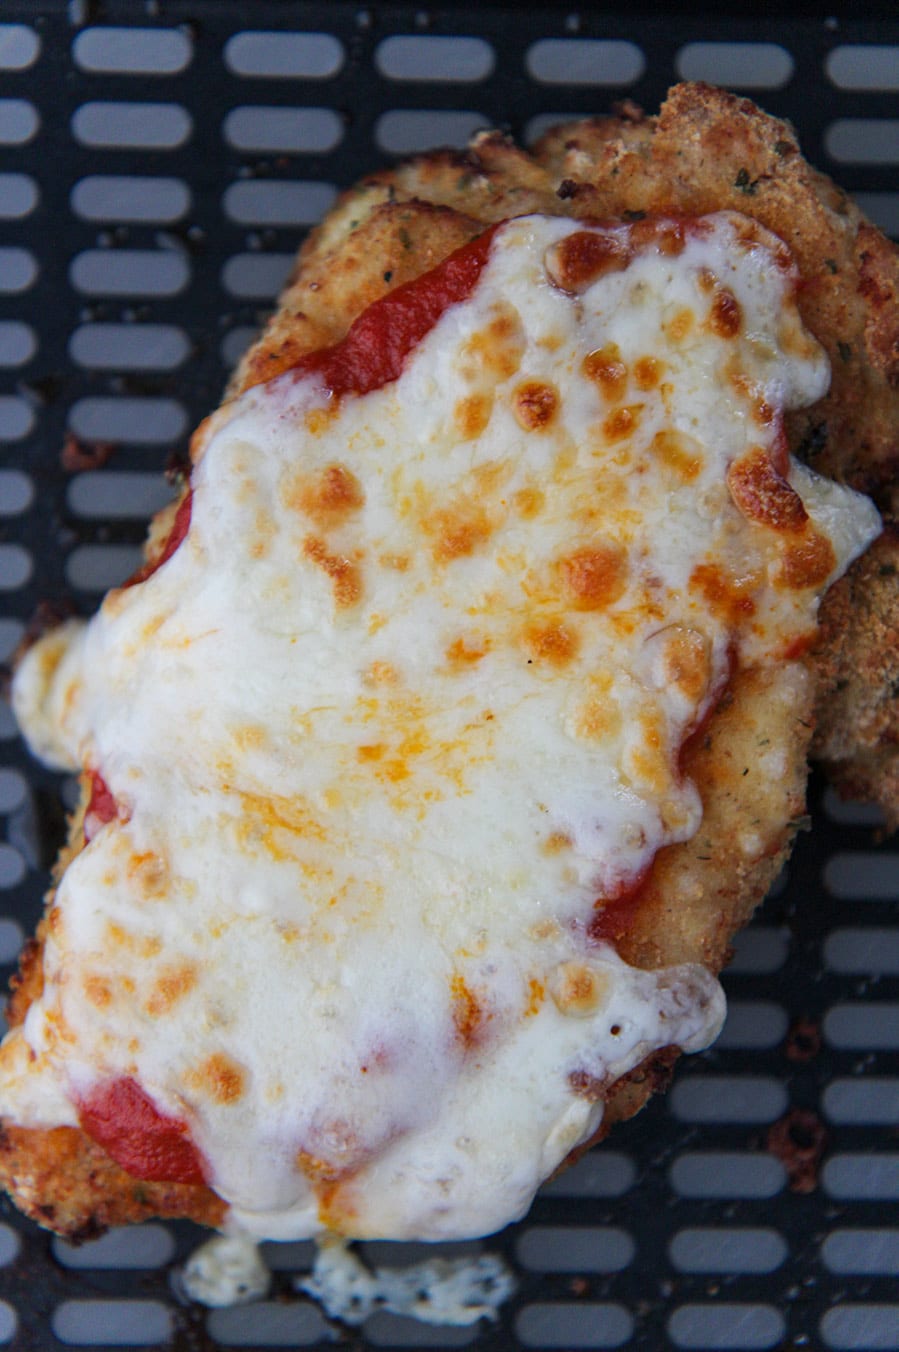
[{"left": 2, "top": 213, "right": 880, "bottom": 1241}]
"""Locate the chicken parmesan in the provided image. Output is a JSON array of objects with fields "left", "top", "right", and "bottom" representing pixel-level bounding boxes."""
[{"left": 0, "top": 84, "right": 895, "bottom": 1247}]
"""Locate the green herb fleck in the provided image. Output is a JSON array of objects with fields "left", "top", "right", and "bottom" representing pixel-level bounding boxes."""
[
  {"left": 734, "top": 168, "right": 757, "bottom": 195},
  {"left": 623, "top": 209, "right": 647, "bottom": 222},
  {"left": 837, "top": 341, "right": 852, "bottom": 363},
  {"left": 825, "top": 258, "right": 838, "bottom": 274},
  {"left": 398, "top": 227, "right": 413, "bottom": 251},
  {"left": 774, "top": 139, "right": 793, "bottom": 157},
  {"left": 383, "top": 270, "right": 393, "bottom": 284}
]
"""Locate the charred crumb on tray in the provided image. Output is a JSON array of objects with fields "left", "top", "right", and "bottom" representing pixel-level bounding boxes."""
[
  {"left": 60, "top": 433, "right": 117, "bottom": 473},
  {"left": 766, "top": 1108, "right": 828, "bottom": 1194}
]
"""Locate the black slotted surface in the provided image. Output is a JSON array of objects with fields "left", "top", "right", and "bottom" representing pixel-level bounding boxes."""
[{"left": 0, "top": 3, "right": 896, "bottom": 1349}]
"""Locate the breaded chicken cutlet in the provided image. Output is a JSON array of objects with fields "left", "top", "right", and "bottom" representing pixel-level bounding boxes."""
[{"left": 0, "top": 83, "right": 895, "bottom": 1245}]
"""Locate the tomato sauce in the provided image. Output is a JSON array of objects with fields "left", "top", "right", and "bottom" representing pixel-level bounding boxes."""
[
  {"left": 123, "top": 488, "right": 193, "bottom": 590},
  {"left": 83, "top": 769, "right": 118, "bottom": 842},
  {"left": 78, "top": 1076, "right": 206, "bottom": 1186},
  {"left": 86, "top": 770, "right": 117, "bottom": 826},
  {"left": 587, "top": 864, "right": 653, "bottom": 947},
  {"left": 286, "top": 224, "right": 500, "bottom": 399}
]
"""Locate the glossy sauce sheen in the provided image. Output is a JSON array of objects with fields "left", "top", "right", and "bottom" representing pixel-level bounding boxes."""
[{"left": 3, "top": 213, "right": 880, "bottom": 1240}]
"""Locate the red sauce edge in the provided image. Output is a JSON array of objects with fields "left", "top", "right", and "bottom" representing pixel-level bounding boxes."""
[
  {"left": 587, "top": 860, "right": 654, "bottom": 947},
  {"left": 591, "top": 648, "right": 737, "bottom": 950},
  {"left": 78, "top": 1077, "right": 207, "bottom": 1186},
  {"left": 86, "top": 770, "right": 117, "bottom": 828},
  {"left": 285, "top": 223, "right": 501, "bottom": 399},
  {"left": 123, "top": 488, "right": 193, "bottom": 591},
  {"left": 117, "top": 227, "right": 497, "bottom": 595}
]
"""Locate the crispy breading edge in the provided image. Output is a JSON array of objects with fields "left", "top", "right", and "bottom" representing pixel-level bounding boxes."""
[{"left": 2, "top": 82, "right": 895, "bottom": 1237}]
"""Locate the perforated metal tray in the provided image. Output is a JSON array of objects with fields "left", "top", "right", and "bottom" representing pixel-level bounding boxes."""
[{"left": 0, "top": 3, "right": 897, "bottom": 1349}]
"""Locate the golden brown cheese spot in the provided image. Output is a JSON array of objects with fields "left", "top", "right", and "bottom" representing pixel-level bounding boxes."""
[
  {"left": 362, "top": 660, "right": 398, "bottom": 686},
  {"left": 690, "top": 561, "right": 758, "bottom": 625},
  {"left": 106, "top": 923, "right": 163, "bottom": 959},
  {"left": 603, "top": 404, "right": 642, "bottom": 443},
  {"left": 559, "top": 545, "right": 628, "bottom": 611},
  {"left": 659, "top": 626, "right": 711, "bottom": 704},
  {"left": 304, "top": 406, "right": 338, "bottom": 437},
  {"left": 727, "top": 449, "right": 808, "bottom": 531},
  {"left": 624, "top": 712, "right": 670, "bottom": 794},
  {"left": 543, "top": 831, "right": 572, "bottom": 854},
  {"left": 522, "top": 619, "right": 579, "bottom": 666},
  {"left": 238, "top": 791, "right": 327, "bottom": 852},
  {"left": 551, "top": 962, "right": 609, "bottom": 1017},
  {"left": 187, "top": 1051, "right": 246, "bottom": 1106},
  {"left": 650, "top": 429, "right": 703, "bottom": 482},
  {"left": 545, "top": 230, "right": 632, "bottom": 293},
  {"left": 525, "top": 978, "right": 545, "bottom": 1017},
  {"left": 145, "top": 963, "right": 197, "bottom": 1017},
  {"left": 287, "top": 463, "right": 364, "bottom": 528},
  {"left": 445, "top": 635, "right": 489, "bottom": 667},
  {"left": 450, "top": 974, "right": 487, "bottom": 1051},
  {"left": 776, "top": 527, "right": 836, "bottom": 590},
  {"left": 666, "top": 308, "right": 695, "bottom": 343},
  {"left": 513, "top": 486, "right": 545, "bottom": 519},
  {"left": 378, "top": 552, "right": 410, "bottom": 572},
  {"left": 458, "top": 302, "right": 525, "bottom": 381},
  {"left": 582, "top": 345, "right": 628, "bottom": 402},
  {"left": 82, "top": 974, "right": 113, "bottom": 1010},
  {"left": 512, "top": 380, "right": 559, "bottom": 433},
  {"left": 303, "top": 536, "right": 363, "bottom": 607},
  {"left": 356, "top": 743, "right": 384, "bottom": 763},
  {"left": 423, "top": 501, "right": 493, "bottom": 564},
  {"left": 576, "top": 693, "right": 622, "bottom": 743},
  {"left": 633, "top": 355, "right": 663, "bottom": 391},
  {"left": 454, "top": 392, "right": 493, "bottom": 440},
  {"left": 126, "top": 850, "right": 168, "bottom": 899},
  {"left": 709, "top": 287, "right": 742, "bottom": 339},
  {"left": 630, "top": 217, "right": 686, "bottom": 257}
]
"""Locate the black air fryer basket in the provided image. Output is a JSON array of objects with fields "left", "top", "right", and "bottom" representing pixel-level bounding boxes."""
[{"left": 0, "top": 3, "right": 897, "bottom": 1349}]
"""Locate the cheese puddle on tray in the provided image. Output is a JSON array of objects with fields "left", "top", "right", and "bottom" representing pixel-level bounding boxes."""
[{"left": 2, "top": 212, "right": 880, "bottom": 1241}]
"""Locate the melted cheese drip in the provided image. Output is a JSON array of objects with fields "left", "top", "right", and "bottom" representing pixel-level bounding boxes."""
[{"left": 3, "top": 213, "right": 880, "bottom": 1241}]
